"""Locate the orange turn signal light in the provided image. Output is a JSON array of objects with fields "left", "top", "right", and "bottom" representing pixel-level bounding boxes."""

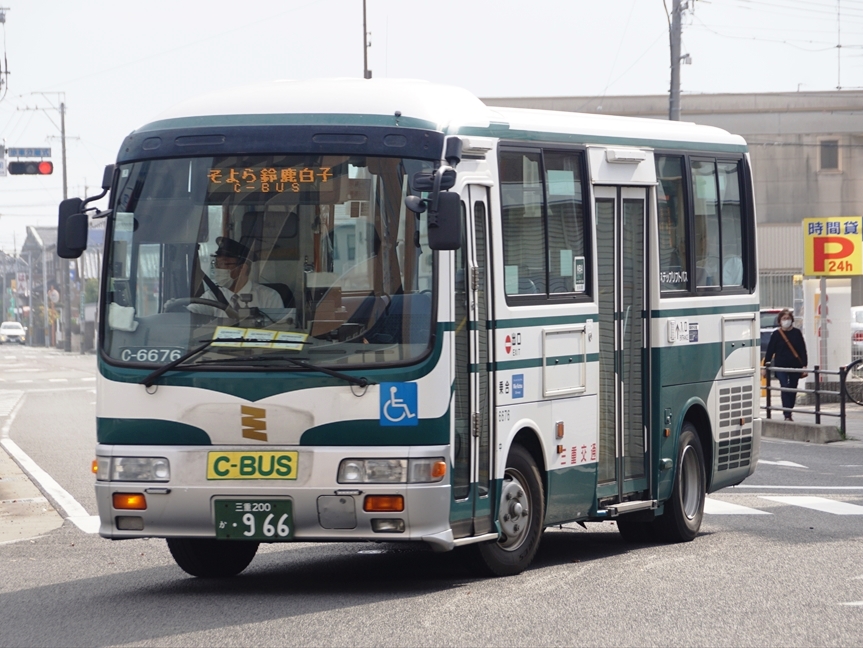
[
  {"left": 431, "top": 461, "right": 447, "bottom": 479},
  {"left": 364, "top": 495, "right": 404, "bottom": 512},
  {"left": 113, "top": 493, "right": 147, "bottom": 510},
  {"left": 91, "top": 459, "right": 99, "bottom": 474}
]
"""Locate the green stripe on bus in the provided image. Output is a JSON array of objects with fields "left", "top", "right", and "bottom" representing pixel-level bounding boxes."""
[
  {"left": 139, "top": 113, "right": 439, "bottom": 133},
  {"left": 491, "top": 353, "right": 600, "bottom": 372},
  {"left": 492, "top": 314, "right": 594, "bottom": 329},
  {"left": 98, "top": 418, "right": 212, "bottom": 445},
  {"left": 650, "top": 303, "right": 758, "bottom": 318},
  {"left": 299, "top": 410, "right": 449, "bottom": 446},
  {"left": 453, "top": 125, "right": 748, "bottom": 153}
]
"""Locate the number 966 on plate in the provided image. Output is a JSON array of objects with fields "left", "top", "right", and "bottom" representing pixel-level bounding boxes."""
[{"left": 215, "top": 499, "right": 293, "bottom": 541}]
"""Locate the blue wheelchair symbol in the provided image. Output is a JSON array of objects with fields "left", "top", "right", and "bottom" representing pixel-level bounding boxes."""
[{"left": 380, "top": 383, "right": 418, "bottom": 426}]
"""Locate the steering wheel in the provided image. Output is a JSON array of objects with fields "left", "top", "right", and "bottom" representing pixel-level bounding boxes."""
[{"left": 163, "top": 298, "right": 239, "bottom": 320}]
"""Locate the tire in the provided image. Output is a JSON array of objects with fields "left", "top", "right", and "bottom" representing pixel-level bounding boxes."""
[
  {"left": 475, "top": 444, "right": 544, "bottom": 577},
  {"left": 616, "top": 516, "right": 658, "bottom": 543},
  {"left": 655, "top": 423, "right": 706, "bottom": 542},
  {"left": 845, "top": 359, "right": 863, "bottom": 405},
  {"left": 166, "top": 538, "right": 259, "bottom": 578}
]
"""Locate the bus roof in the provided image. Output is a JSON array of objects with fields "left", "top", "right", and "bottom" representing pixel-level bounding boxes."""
[{"left": 142, "top": 78, "right": 748, "bottom": 153}]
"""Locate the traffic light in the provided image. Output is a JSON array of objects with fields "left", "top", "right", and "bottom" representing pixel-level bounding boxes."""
[{"left": 8, "top": 160, "right": 53, "bottom": 175}]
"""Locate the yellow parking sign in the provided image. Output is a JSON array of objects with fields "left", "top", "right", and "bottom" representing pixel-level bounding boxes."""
[{"left": 803, "top": 216, "right": 863, "bottom": 276}]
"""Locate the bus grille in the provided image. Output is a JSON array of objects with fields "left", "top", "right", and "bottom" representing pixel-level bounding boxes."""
[{"left": 717, "top": 384, "right": 754, "bottom": 471}]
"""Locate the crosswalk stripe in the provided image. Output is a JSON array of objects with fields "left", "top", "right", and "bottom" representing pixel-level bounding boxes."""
[
  {"left": 759, "top": 496, "right": 863, "bottom": 515},
  {"left": 704, "top": 498, "right": 771, "bottom": 515}
]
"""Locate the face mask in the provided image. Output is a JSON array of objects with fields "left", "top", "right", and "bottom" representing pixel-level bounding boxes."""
[
  {"left": 211, "top": 267, "right": 234, "bottom": 289},
  {"left": 780, "top": 319, "right": 792, "bottom": 329}
]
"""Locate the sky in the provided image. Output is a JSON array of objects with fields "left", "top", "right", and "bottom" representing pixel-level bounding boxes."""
[{"left": 0, "top": 0, "right": 861, "bottom": 252}]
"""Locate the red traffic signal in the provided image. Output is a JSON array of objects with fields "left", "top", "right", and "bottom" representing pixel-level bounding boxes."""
[{"left": 8, "top": 160, "right": 53, "bottom": 175}]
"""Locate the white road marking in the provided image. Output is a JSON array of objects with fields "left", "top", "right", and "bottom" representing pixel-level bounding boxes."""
[
  {"left": 14, "top": 380, "right": 33, "bottom": 383},
  {"left": 759, "top": 496, "right": 863, "bottom": 515},
  {"left": 0, "top": 392, "right": 97, "bottom": 533},
  {"left": 0, "top": 437, "right": 92, "bottom": 522},
  {"left": 841, "top": 601, "right": 863, "bottom": 607},
  {"left": 68, "top": 516, "right": 101, "bottom": 533},
  {"left": 704, "top": 498, "right": 771, "bottom": 515},
  {"left": 48, "top": 378, "right": 68, "bottom": 383},
  {"left": 734, "top": 485, "right": 863, "bottom": 490},
  {"left": 758, "top": 460, "right": 808, "bottom": 469},
  {"left": 0, "top": 390, "right": 24, "bottom": 418},
  {"left": 80, "top": 377, "right": 96, "bottom": 382}
]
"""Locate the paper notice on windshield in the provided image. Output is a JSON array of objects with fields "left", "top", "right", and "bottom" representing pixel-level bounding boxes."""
[
  {"left": 273, "top": 331, "right": 308, "bottom": 351},
  {"left": 243, "top": 329, "right": 277, "bottom": 348},
  {"left": 212, "top": 327, "right": 308, "bottom": 350},
  {"left": 212, "top": 326, "right": 246, "bottom": 347}
]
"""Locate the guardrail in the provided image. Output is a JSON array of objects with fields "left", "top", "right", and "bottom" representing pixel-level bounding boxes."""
[{"left": 762, "top": 364, "right": 846, "bottom": 433}]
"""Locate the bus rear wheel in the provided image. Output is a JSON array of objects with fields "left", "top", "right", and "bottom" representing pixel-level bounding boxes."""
[
  {"left": 167, "top": 538, "right": 259, "bottom": 578},
  {"left": 476, "top": 444, "right": 544, "bottom": 577},
  {"left": 656, "top": 423, "right": 705, "bottom": 542}
]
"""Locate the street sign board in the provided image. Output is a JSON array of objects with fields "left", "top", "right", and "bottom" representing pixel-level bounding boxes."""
[
  {"left": 803, "top": 216, "right": 863, "bottom": 276},
  {"left": 7, "top": 147, "right": 51, "bottom": 158}
]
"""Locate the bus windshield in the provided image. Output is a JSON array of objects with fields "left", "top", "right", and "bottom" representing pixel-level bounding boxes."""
[{"left": 103, "top": 154, "right": 435, "bottom": 370}]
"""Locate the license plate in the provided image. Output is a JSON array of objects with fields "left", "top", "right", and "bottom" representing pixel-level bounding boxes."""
[
  {"left": 207, "top": 451, "right": 298, "bottom": 480},
  {"left": 215, "top": 499, "right": 294, "bottom": 540}
]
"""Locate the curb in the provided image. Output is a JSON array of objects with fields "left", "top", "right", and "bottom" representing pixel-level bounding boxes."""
[{"left": 761, "top": 419, "right": 843, "bottom": 444}]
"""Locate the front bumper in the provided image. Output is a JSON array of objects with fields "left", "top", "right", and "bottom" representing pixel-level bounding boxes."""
[{"left": 95, "top": 444, "right": 454, "bottom": 549}]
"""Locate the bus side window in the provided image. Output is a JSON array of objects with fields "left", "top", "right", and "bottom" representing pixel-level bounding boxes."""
[
  {"left": 692, "top": 160, "right": 721, "bottom": 289},
  {"left": 718, "top": 161, "right": 744, "bottom": 288},
  {"left": 545, "top": 151, "right": 586, "bottom": 295},
  {"left": 656, "top": 155, "right": 690, "bottom": 293},
  {"left": 500, "top": 150, "right": 545, "bottom": 296}
]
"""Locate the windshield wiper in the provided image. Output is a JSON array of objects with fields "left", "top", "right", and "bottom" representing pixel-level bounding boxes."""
[
  {"left": 194, "top": 353, "right": 372, "bottom": 388},
  {"left": 140, "top": 339, "right": 217, "bottom": 388}
]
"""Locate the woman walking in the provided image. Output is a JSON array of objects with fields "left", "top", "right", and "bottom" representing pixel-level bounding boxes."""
[{"left": 762, "top": 308, "right": 808, "bottom": 421}]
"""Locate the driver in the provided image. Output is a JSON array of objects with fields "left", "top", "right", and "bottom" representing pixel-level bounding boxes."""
[{"left": 189, "top": 237, "right": 283, "bottom": 317}]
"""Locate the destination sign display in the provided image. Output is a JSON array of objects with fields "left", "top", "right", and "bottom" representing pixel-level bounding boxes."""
[{"left": 208, "top": 166, "right": 334, "bottom": 194}]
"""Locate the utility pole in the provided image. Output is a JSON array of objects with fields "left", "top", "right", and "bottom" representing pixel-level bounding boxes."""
[
  {"left": 362, "top": 0, "right": 372, "bottom": 79},
  {"left": 60, "top": 100, "right": 71, "bottom": 351},
  {"left": 669, "top": 0, "right": 683, "bottom": 121},
  {"left": 27, "top": 92, "right": 72, "bottom": 350},
  {"left": 27, "top": 250, "right": 32, "bottom": 345}
]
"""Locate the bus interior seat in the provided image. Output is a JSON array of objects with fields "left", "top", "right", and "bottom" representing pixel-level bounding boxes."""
[{"left": 262, "top": 283, "right": 296, "bottom": 309}]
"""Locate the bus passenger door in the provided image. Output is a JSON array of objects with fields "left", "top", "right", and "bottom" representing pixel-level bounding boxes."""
[
  {"left": 595, "top": 186, "right": 650, "bottom": 503},
  {"left": 451, "top": 185, "right": 494, "bottom": 538}
]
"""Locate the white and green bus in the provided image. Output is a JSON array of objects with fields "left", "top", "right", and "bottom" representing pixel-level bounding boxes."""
[{"left": 58, "top": 79, "right": 760, "bottom": 577}]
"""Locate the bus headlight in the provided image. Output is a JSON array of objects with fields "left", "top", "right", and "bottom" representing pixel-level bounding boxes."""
[
  {"left": 337, "top": 458, "right": 446, "bottom": 484},
  {"left": 110, "top": 457, "right": 170, "bottom": 482}
]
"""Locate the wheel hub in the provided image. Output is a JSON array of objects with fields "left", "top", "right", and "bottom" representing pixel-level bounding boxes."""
[{"left": 498, "top": 470, "right": 530, "bottom": 551}]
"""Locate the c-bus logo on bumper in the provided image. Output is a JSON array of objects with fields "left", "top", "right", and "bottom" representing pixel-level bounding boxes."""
[
  {"left": 380, "top": 383, "right": 418, "bottom": 426},
  {"left": 206, "top": 451, "right": 298, "bottom": 479},
  {"left": 803, "top": 217, "right": 863, "bottom": 276}
]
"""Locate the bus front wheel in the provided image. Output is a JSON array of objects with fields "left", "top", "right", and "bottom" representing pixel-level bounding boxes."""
[
  {"left": 167, "top": 538, "right": 259, "bottom": 578},
  {"left": 656, "top": 423, "right": 706, "bottom": 542},
  {"left": 476, "top": 444, "right": 544, "bottom": 577}
]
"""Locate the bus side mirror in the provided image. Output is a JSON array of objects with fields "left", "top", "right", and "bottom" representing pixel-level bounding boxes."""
[
  {"left": 57, "top": 197, "right": 87, "bottom": 259},
  {"left": 427, "top": 192, "right": 461, "bottom": 251}
]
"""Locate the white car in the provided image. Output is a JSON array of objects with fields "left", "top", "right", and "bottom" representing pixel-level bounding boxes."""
[{"left": 0, "top": 321, "right": 26, "bottom": 344}]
